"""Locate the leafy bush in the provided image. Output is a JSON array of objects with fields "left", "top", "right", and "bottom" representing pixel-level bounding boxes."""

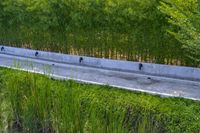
[{"left": 159, "top": 0, "right": 200, "bottom": 64}]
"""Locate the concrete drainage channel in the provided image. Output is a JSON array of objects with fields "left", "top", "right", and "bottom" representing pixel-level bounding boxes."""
[{"left": 0, "top": 45, "right": 200, "bottom": 100}]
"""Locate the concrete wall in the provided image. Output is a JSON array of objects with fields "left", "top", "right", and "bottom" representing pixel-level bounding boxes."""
[{"left": 1, "top": 45, "right": 200, "bottom": 81}]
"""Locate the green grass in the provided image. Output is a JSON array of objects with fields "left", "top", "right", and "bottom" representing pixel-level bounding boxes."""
[
  {"left": 1, "top": 0, "right": 197, "bottom": 67},
  {"left": 0, "top": 68, "right": 200, "bottom": 133}
]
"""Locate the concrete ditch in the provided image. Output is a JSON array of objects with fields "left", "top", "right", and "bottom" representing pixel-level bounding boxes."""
[{"left": 0, "top": 45, "right": 200, "bottom": 100}]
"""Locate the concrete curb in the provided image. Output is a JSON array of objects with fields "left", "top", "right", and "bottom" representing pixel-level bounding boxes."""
[{"left": 1, "top": 45, "right": 200, "bottom": 81}]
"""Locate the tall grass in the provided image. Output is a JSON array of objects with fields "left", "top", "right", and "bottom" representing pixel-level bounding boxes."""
[
  {"left": 0, "top": 0, "right": 198, "bottom": 67},
  {"left": 1, "top": 69, "right": 128, "bottom": 132},
  {"left": 0, "top": 28, "right": 191, "bottom": 66},
  {"left": 1, "top": 68, "right": 200, "bottom": 132}
]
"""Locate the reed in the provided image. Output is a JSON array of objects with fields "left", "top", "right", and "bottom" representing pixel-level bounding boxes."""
[
  {"left": 0, "top": 68, "right": 200, "bottom": 132},
  {"left": 0, "top": 0, "right": 197, "bottom": 67}
]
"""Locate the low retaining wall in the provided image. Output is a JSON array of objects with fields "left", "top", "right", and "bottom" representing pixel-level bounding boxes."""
[{"left": 1, "top": 45, "right": 200, "bottom": 81}]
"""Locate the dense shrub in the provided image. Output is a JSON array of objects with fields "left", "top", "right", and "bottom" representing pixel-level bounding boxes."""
[{"left": 1, "top": 68, "right": 200, "bottom": 132}]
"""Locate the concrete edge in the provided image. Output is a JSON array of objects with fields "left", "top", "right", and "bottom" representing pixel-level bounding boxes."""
[
  {"left": 0, "top": 45, "right": 200, "bottom": 81},
  {"left": 1, "top": 65, "right": 199, "bottom": 101}
]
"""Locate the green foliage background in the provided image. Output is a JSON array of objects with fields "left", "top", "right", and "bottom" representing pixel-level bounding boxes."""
[
  {"left": 0, "top": 0, "right": 199, "bottom": 66},
  {"left": 159, "top": 0, "right": 200, "bottom": 63}
]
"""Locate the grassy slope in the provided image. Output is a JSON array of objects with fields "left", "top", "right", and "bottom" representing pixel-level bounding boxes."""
[{"left": 0, "top": 68, "right": 200, "bottom": 133}]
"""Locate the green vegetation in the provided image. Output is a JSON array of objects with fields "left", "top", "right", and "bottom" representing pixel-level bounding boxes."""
[
  {"left": 0, "top": 0, "right": 199, "bottom": 66},
  {"left": 0, "top": 68, "right": 200, "bottom": 133},
  {"left": 0, "top": 1, "right": 200, "bottom": 132},
  {"left": 159, "top": 0, "right": 200, "bottom": 63}
]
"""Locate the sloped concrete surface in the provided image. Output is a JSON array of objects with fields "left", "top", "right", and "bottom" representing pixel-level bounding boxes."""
[
  {"left": 1, "top": 45, "right": 200, "bottom": 81},
  {"left": 0, "top": 53, "right": 200, "bottom": 100}
]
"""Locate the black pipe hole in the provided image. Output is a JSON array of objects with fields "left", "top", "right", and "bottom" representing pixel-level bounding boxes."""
[
  {"left": 139, "top": 63, "right": 143, "bottom": 70},
  {"left": 1, "top": 47, "right": 4, "bottom": 51},
  {"left": 147, "top": 77, "right": 151, "bottom": 80},
  {"left": 35, "top": 51, "right": 39, "bottom": 57},
  {"left": 79, "top": 57, "right": 83, "bottom": 63}
]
